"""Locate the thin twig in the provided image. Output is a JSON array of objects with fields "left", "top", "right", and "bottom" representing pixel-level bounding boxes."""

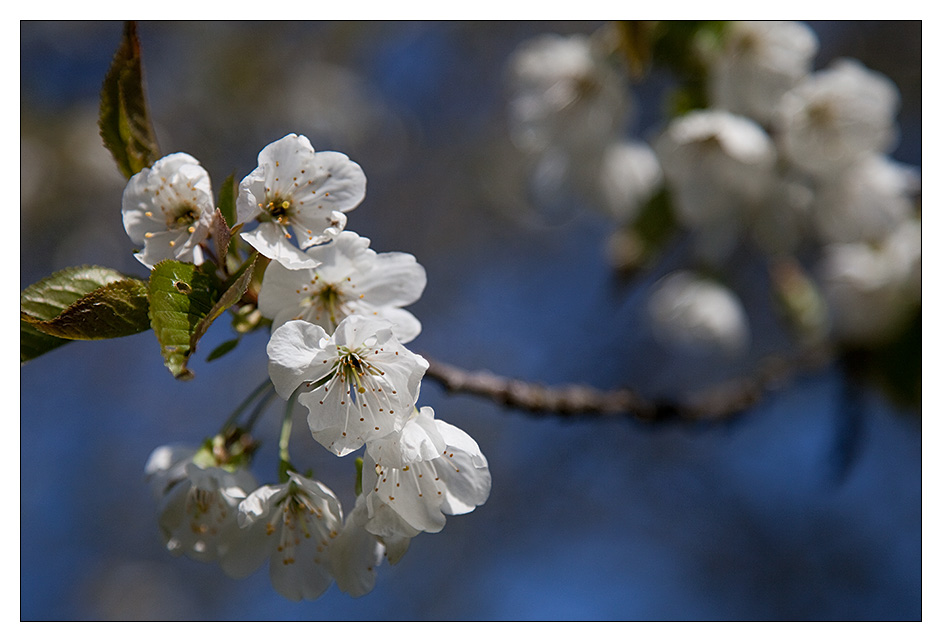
[{"left": 423, "top": 345, "right": 834, "bottom": 422}]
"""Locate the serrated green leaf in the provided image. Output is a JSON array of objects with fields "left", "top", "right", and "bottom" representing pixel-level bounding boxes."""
[
  {"left": 99, "top": 21, "right": 160, "bottom": 179},
  {"left": 188, "top": 254, "right": 257, "bottom": 354},
  {"left": 20, "top": 322, "right": 69, "bottom": 364},
  {"left": 148, "top": 260, "right": 222, "bottom": 380},
  {"left": 21, "top": 265, "right": 144, "bottom": 363},
  {"left": 147, "top": 256, "right": 256, "bottom": 379},
  {"left": 23, "top": 279, "right": 151, "bottom": 340}
]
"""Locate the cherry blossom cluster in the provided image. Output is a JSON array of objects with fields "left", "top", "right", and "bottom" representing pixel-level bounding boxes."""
[
  {"left": 506, "top": 22, "right": 920, "bottom": 355},
  {"left": 133, "top": 134, "right": 490, "bottom": 601}
]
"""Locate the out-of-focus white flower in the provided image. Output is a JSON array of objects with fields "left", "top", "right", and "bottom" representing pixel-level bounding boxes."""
[
  {"left": 647, "top": 271, "right": 751, "bottom": 356},
  {"left": 708, "top": 21, "right": 818, "bottom": 124},
  {"left": 267, "top": 316, "right": 428, "bottom": 456},
  {"left": 655, "top": 110, "right": 775, "bottom": 228},
  {"left": 221, "top": 472, "right": 344, "bottom": 602},
  {"left": 144, "top": 444, "right": 257, "bottom": 565},
  {"left": 775, "top": 58, "right": 900, "bottom": 178},
  {"left": 812, "top": 153, "right": 921, "bottom": 244},
  {"left": 507, "top": 33, "right": 630, "bottom": 156},
  {"left": 818, "top": 219, "right": 921, "bottom": 345},
  {"left": 258, "top": 230, "right": 426, "bottom": 342},
  {"left": 361, "top": 407, "right": 491, "bottom": 538},
  {"left": 595, "top": 140, "right": 663, "bottom": 224},
  {"left": 122, "top": 153, "right": 215, "bottom": 268},
  {"left": 237, "top": 134, "right": 366, "bottom": 269}
]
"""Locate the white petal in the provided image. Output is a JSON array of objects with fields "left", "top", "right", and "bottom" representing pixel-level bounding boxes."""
[
  {"left": 241, "top": 224, "right": 322, "bottom": 270},
  {"left": 329, "top": 496, "right": 384, "bottom": 598},
  {"left": 388, "top": 407, "right": 446, "bottom": 466},
  {"left": 235, "top": 165, "right": 266, "bottom": 225},
  {"left": 427, "top": 413, "right": 491, "bottom": 515},
  {"left": 237, "top": 483, "right": 286, "bottom": 527},
  {"left": 266, "top": 320, "right": 333, "bottom": 398},
  {"left": 434, "top": 449, "right": 492, "bottom": 516},
  {"left": 269, "top": 551, "right": 333, "bottom": 602},
  {"left": 295, "top": 210, "right": 347, "bottom": 250},
  {"left": 355, "top": 252, "right": 427, "bottom": 307},
  {"left": 380, "top": 533, "right": 411, "bottom": 565},
  {"left": 363, "top": 498, "right": 422, "bottom": 541},
  {"left": 217, "top": 514, "right": 273, "bottom": 580},
  {"left": 144, "top": 444, "right": 196, "bottom": 499},
  {"left": 257, "top": 260, "right": 319, "bottom": 327},
  {"left": 374, "top": 307, "right": 422, "bottom": 344},
  {"left": 292, "top": 149, "right": 367, "bottom": 214}
]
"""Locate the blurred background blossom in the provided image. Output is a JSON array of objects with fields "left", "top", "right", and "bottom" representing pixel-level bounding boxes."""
[{"left": 20, "top": 21, "right": 920, "bottom": 620}]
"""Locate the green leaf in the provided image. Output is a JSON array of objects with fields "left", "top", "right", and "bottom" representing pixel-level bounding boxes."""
[
  {"left": 189, "top": 254, "right": 258, "bottom": 353},
  {"left": 21, "top": 265, "right": 147, "bottom": 363},
  {"left": 148, "top": 261, "right": 222, "bottom": 379},
  {"left": 649, "top": 21, "right": 728, "bottom": 115},
  {"left": 206, "top": 338, "right": 240, "bottom": 362},
  {"left": 23, "top": 279, "right": 151, "bottom": 340},
  {"left": 147, "top": 255, "right": 257, "bottom": 379},
  {"left": 21, "top": 322, "right": 69, "bottom": 364},
  {"left": 99, "top": 21, "right": 160, "bottom": 179},
  {"left": 610, "top": 188, "right": 677, "bottom": 276}
]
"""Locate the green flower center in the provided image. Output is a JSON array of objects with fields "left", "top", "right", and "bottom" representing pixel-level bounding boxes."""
[
  {"left": 303, "top": 282, "right": 346, "bottom": 328},
  {"left": 169, "top": 205, "right": 199, "bottom": 231}
]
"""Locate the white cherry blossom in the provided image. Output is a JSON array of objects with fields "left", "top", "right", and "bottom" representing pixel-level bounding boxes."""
[
  {"left": 818, "top": 219, "right": 921, "bottom": 345},
  {"left": 237, "top": 134, "right": 366, "bottom": 269},
  {"left": 361, "top": 407, "right": 491, "bottom": 538},
  {"left": 144, "top": 444, "right": 257, "bottom": 564},
  {"left": 595, "top": 139, "right": 663, "bottom": 224},
  {"left": 655, "top": 110, "right": 775, "bottom": 228},
  {"left": 122, "top": 153, "right": 215, "bottom": 268},
  {"left": 258, "top": 230, "right": 426, "bottom": 342},
  {"left": 647, "top": 271, "right": 751, "bottom": 356},
  {"left": 267, "top": 316, "right": 428, "bottom": 456},
  {"left": 775, "top": 58, "right": 900, "bottom": 177},
  {"left": 221, "top": 472, "right": 343, "bottom": 602},
  {"left": 812, "top": 153, "right": 920, "bottom": 244},
  {"left": 507, "top": 33, "right": 631, "bottom": 155},
  {"left": 708, "top": 21, "right": 818, "bottom": 124}
]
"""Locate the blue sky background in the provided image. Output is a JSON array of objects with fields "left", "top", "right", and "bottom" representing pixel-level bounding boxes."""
[{"left": 20, "top": 21, "right": 922, "bottom": 621}]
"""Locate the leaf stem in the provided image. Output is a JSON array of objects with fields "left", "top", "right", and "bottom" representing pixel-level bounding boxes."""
[
  {"left": 221, "top": 379, "right": 275, "bottom": 433},
  {"left": 279, "top": 386, "right": 304, "bottom": 478}
]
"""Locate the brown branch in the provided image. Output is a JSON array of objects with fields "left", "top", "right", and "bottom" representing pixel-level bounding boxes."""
[{"left": 423, "top": 345, "right": 834, "bottom": 422}]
